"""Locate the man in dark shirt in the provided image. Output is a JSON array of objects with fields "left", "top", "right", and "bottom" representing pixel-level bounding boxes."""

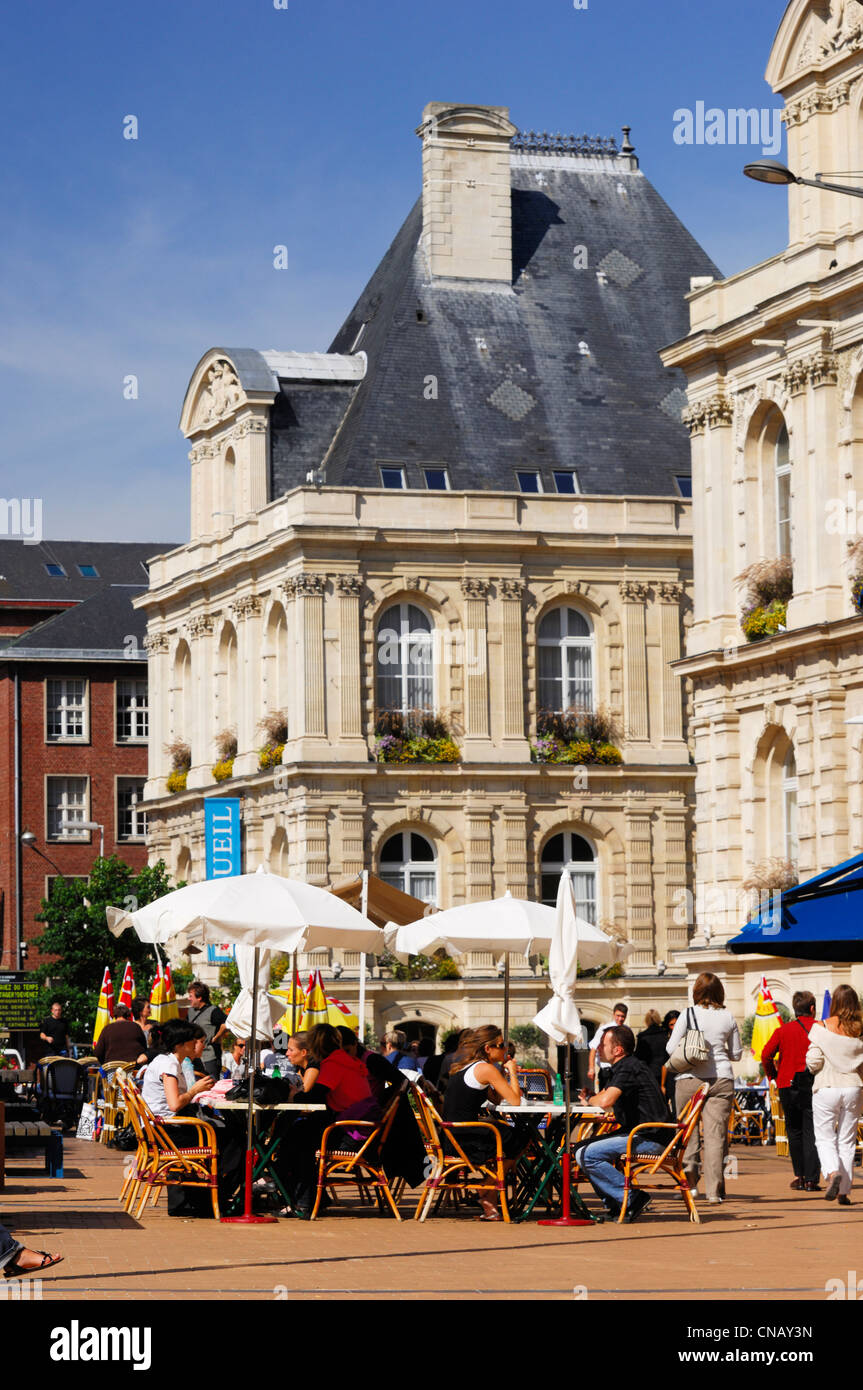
[
  {"left": 93, "top": 1004, "right": 148, "bottom": 1066},
  {"left": 575, "top": 1024, "right": 670, "bottom": 1223},
  {"left": 39, "top": 1001, "right": 71, "bottom": 1057}
]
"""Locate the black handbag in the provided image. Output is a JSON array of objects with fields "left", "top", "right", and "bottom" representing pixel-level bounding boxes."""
[
  {"left": 226, "top": 1071, "right": 295, "bottom": 1105},
  {"left": 111, "top": 1123, "right": 138, "bottom": 1151}
]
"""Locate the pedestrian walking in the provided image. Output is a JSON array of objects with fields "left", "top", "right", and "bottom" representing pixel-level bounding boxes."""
[
  {"left": 667, "top": 973, "right": 742, "bottom": 1204},
  {"left": 806, "top": 984, "right": 863, "bottom": 1206},
  {"left": 761, "top": 990, "right": 820, "bottom": 1191}
]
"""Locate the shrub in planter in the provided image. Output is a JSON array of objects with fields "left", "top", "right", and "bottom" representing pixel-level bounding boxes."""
[
  {"left": 375, "top": 734, "right": 461, "bottom": 764},
  {"left": 852, "top": 576, "right": 863, "bottom": 614},
  {"left": 258, "top": 742, "right": 285, "bottom": 771},
  {"left": 736, "top": 557, "right": 793, "bottom": 640},
  {"left": 211, "top": 729, "right": 237, "bottom": 782},
  {"left": 166, "top": 769, "right": 188, "bottom": 794},
  {"left": 212, "top": 758, "right": 234, "bottom": 782},
  {"left": 164, "top": 739, "right": 191, "bottom": 794},
  {"left": 740, "top": 600, "right": 788, "bottom": 641},
  {"left": 258, "top": 711, "right": 288, "bottom": 769}
]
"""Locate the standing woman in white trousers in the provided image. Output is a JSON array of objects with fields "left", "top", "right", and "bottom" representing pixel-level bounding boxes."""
[{"left": 806, "top": 985, "right": 863, "bottom": 1206}]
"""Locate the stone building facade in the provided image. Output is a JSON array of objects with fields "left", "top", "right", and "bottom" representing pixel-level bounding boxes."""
[
  {"left": 138, "top": 102, "right": 721, "bottom": 1043},
  {"left": 662, "top": 0, "right": 863, "bottom": 1019}
]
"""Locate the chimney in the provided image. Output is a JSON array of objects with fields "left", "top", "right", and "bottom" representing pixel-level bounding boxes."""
[{"left": 417, "top": 102, "right": 519, "bottom": 284}]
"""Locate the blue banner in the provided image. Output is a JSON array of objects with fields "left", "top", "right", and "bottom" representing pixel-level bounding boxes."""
[
  {"left": 206, "top": 943, "right": 237, "bottom": 965},
  {"left": 204, "top": 797, "right": 242, "bottom": 880}
]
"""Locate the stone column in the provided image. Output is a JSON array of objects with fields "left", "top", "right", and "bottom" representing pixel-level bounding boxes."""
[
  {"left": 143, "top": 632, "right": 169, "bottom": 798},
  {"left": 230, "top": 595, "right": 262, "bottom": 776},
  {"left": 783, "top": 352, "right": 842, "bottom": 628},
  {"left": 683, "top": 394, "right": 734, "bottom": 652},
  {"left": 463, "top": 805, "right": 495, "bottom": 976},
  {"left": 288, "top": 573, "right": 327, "bottom": 743},
  {"left": 809, "top": 688, "right": 849, "bottom": 873},
  {"left": 186, "top": 614, "right": 215, "bottom": 789},
  {"left": 234, "top": 414, "right": 269, "bottom": 515},
  {"left": 618, "top": 581, "right": 650, "bottom": 746},
  {"left": 461, "top": 578, "right": 491, "bottom": 750},
  {"left": 658, "top": 582, "right": 684, "bottom": 743},
  {"left": 498, "top": 578, "right": 530, "bottom": 755},
  {"left": 660, "top": 807, "right": 690, "bottom": 961},
  {"left": 336, "top": 575, "right": 364, "bottom": 742},
  {"left": 624, "top": 806, "right": 655, "bottom": 967}
]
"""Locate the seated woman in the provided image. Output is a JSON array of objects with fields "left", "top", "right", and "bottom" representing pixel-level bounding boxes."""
[
  {"left": 336, "top": 1025, "right": 403, "bottom": 1107},
  {"left": 141, "top": 1019, "right": 242, "bottom": 1216},
  {"left": 442, "top": 1024, "right": 526, "bottom": 1220},
  {"left": 180, "top": 1023, "right": 209, "bottom": 1090}
]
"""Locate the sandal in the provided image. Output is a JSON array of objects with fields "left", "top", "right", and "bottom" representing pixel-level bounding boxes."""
[
  {"left": 4, "top": 1252, "right": 63, "bottom": 1279},
  {"left": 477, "top": 1209, "right": 502, "bottom": 1221}
]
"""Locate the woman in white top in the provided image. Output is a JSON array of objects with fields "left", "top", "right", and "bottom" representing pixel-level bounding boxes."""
[
  {"left": 667, "top": 973, "right": 742, "bottom": 1204},
  {"left": 806, "top": 984, "right": 863, "bottom": 1205},
  {"left": 141, "top": 1020, "right": 214, "bottom": 1121}
]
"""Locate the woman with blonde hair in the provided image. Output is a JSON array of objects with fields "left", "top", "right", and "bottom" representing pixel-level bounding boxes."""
[
  {"left": 806, "top": 984, "right": 863, "bottom": 1205},
  {"left": 442, "top": 1025, "right": 525, "bottom": 1220},
  {"left": 666, "top": 973, "right": 742, "bottom": 1204}
]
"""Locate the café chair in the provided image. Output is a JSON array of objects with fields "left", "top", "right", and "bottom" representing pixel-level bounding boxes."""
[
  {"left": 411, "top": 1086, "right": 515, "bottom": 1223},
  {"left": 39, "top": 1058, "right": 87, "bottom": 1130},
  {"left": 618, "top": 1083, "right": 709, "bottom": 1224},
  {"left": 728, "top": 1093, "right": 766, "bottom": 1146},
  {"left": 117, "top": 1075, "right": 220, "bottom": 1220},
  {"left": 311, "top": 1086, "right": 405, "bottom": 1220}
]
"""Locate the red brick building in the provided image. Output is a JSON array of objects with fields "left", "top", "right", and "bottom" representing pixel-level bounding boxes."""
[{"left": 0, "top": 541, "right": 174, "bottom": 971}]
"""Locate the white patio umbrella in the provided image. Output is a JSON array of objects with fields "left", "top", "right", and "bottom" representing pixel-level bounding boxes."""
[
  {"left": 224, "top": 946, "right": 287, "bottom": 1044},
  {"left": 385, "top": 891, "right": 556, "bottom": 1042},
  {"left": 107, "top": 866, "right": 385, "bottom": 1224},
  {"left": 533, "top": 873, "right": 632, "bottom": 1228}
]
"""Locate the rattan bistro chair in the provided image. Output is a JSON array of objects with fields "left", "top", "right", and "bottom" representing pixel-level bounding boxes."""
[
  {"left": 618, "top": 1084, "right": 710, "bottom": 1224},
  {"left": 117, "top": 1073, "right": 221, "bottom": 1220},
  {"left": 311, "top": 1086, "right": 405, "bottom": 1220},
  {"left": 728, "top": 1093, "right": 766, "bottom": 1146},
  {"left": 411, "top": 1086, "right": 516, "bottom": 1223}
]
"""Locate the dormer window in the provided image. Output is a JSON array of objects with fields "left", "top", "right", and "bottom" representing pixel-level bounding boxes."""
[
  {"left": 380, "top": 466, "right": 406, "bottom": 490},
  {"left": 517, "top": 470, "right": 542, "bottom": 494},
  {"left": 424, "top": 468, "right": 450, "bottom": 491},
  {"left": 77, "top": 564, "right": 99, "bottom": 578},
  {"left": 44, "top": 563, "right": 66, "bottom": 577},
  {"left": 553, "top": 471, "right": 579, "bottom": 495}
]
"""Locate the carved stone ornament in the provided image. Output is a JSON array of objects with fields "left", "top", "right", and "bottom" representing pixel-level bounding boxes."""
[
  {"left": 197, "top": 359, "right": 244, "bottom": 427},
  {"left": 782, "top": 350, "right": 839, "bottom": 396},
  {"left": 498, "top": 577, "right": 526, "bottom": 599},
  {"left": 143, "top": 632, "right": 169, "bottom": 654},
  {"left": 287, "top": 572, "right": 326, "bottom": 597},
  {"left": 336, "top": 574, "right": 364, "bottom": 596},
  {"left": 186, "top": 614, "right": 215, "bottom": 638},
  {"left": 230, "top": 595, "right": 263, "bottom": 621},
  {"left": 618, "top": 580, "right": 650, "bottom": 602},
  {"left": 784, "top": 79, "right": 851, "bottom": 126},
  {"left": 658, "top": 581, "right": 684, "bottom": 602},
  {"left": 681, "top": 394, "right": 733, "bottom": 436},
  {"left": 820, "top": 0, "right": 863, "bottom": 56},
  {"left": 232, "top": 416, "right": 268, "bottom": 439},
  {"left": 461, "top": 577, "right": 491, "bottom": 599}
]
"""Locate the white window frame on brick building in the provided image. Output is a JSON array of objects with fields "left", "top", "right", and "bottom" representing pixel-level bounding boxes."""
[
  {"left": 117, "top": 777, "right": 148, "bottom": 842},
  {"left": 45, "top": 679, "right": 88, "bottom": 742},
  {"left": 116, "top": 678, "right": 149, "bottom": 742},
  {"left": 47, "top": 776, "right": 89, "bottom": 841}
]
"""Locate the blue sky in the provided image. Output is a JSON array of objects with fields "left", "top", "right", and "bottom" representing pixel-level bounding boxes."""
[{"left": 0, "top": 0, "right": 790, "bottom": 543}]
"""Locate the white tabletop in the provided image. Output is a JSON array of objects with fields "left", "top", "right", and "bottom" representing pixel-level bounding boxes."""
[
  {"left": 496, "top": 1103, "right": 608, "bottom": 1117},
  {"left": 201, "top": 1098, "right": 327, "bottom": 1113}
]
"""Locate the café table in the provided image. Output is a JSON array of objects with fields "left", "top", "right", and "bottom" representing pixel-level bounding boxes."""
[
  {"left": 496, "top": 1102, "right": 617, "bottom": 1223},
  {"left": 201, "top": 1098, "right": 327, "bottom": 1212}
]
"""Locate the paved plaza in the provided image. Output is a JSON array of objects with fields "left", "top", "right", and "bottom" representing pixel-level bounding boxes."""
[{"left": 2, "top": 1138, "right": 861, "bottom": 1302}]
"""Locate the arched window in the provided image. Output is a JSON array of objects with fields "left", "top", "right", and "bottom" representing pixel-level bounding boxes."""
[
  {"left": 217, "top": 623, "right": 239, "bottom": 731},
  {"left": 783, "top": 748, "right": 798, "bottom": 867},
  {"left": 376, "top": 603, "right": 433, "bottom": 712},
  {"left": 541, "top": 832, "right": 597, "bottom": 923},
  {"left": 537, "top": 607, "right": 595, "bottom": 712},
  {"left": 264, "top": 603, "right": 289, "bottom": 717},
  {"left": 775, "top": 425, "right": 791, "bottom": 559},
  {"left": 172, "top": 641, "right": 192, "bottom": 744},
  {"left": 379, "top": 830, "right": 437, "bottom": 904}
]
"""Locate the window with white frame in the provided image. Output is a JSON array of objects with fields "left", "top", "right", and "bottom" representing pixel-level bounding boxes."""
[
  {"left": 540, "top": 832, "right": 597, "bottom": 923},
  {"left": 117, "top": 778, "right": 148, "bottom": 841},
  {"left": 537, "top": 607, "right": 595, "bottom": 712},
  {"left": 116, "top": 679, "right": 148, "bottom": 741},
  {"left": 775, "top": 424, "right": 792, "bottom": 559},
  {"left": 46, "top": 679, "right": 87, "bottom": 741},
  {"left": 47, "top": 777, "right": 88, "bottom": 840},
  {"left": 378, "top": 830, "right": 437, "bottom": 904},
  {"left": 376, "top": 603, "right": 434, "bottom": 712}
]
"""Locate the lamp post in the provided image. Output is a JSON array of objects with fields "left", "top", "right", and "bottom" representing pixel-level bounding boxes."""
[
  {"left": 744, "top": 159, "right": 863, "bottom": 201},
  {"left": 61, "top": 819, "right": 104, "bottom": 858},
  {"left": 20, "top": 831, "right": 67, "bottom": 970}
]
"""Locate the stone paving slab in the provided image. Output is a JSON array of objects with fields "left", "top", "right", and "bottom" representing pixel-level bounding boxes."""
[{"left": 1, "top": 1138, "right": 860, "bottom": 1301}]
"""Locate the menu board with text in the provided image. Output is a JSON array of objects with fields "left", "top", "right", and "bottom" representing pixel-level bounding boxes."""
[{"left": 0, "top": 972, "right": 40, "bottom": 1030}]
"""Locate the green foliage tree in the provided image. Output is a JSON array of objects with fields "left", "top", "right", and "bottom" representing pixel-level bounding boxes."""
[
  {"left": 217, "top": 953, "right": 293, "bottom": 1010},
  {"left": 32, "top": 856, "right": 183, "bottom": 1042},
  {"left": 377, "top": 949, "right": 460, "bottom": 981}
]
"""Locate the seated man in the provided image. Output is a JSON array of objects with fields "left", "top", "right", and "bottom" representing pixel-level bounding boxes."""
[
  {"left": 94, "top": 1004, "right": 148, "bottom": 1067},
  {"left": 575, "top": 1024, "right": 669, "bottom": 1224}
]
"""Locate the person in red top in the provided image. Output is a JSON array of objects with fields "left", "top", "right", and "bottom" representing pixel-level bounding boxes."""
[
  {"left": 310, "top": 1024, "right": 379, "bottom": 1122},
  {"left": 761, "top": 991, "right": 820, "bottom": 1192}
]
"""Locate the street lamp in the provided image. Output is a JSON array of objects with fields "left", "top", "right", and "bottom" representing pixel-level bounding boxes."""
[
  {"left": 744, "top": 159, "right": 863, "bottom": 200},
  {"left": 20, "top": 830, "right": 66, "bottom": 876},
  {"left": 60, "top": 819, "right": 104, "bottom": 857}
]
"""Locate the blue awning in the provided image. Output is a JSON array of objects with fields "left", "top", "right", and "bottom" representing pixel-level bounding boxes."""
[{"left": 727, "top": 851, "right": 863, "bottom": 963}]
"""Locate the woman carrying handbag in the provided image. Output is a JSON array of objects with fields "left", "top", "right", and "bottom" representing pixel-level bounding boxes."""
[{"left": 666, "top": 973, "right": 742, "bottom": 1204}]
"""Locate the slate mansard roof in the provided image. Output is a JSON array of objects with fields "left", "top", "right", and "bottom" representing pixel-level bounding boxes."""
[{"left": 263, "top": 146, "right": 721, "bottom": 498}]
